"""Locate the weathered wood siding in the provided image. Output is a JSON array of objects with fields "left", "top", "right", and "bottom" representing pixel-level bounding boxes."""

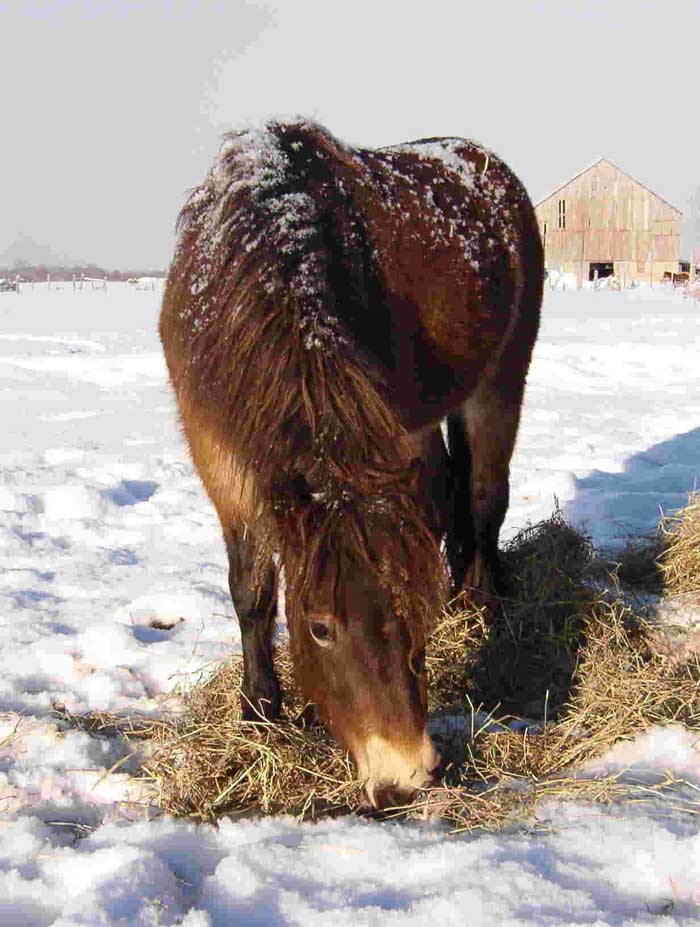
[{"left": 535, "top": 159, "right": 682, "bottom": 285}]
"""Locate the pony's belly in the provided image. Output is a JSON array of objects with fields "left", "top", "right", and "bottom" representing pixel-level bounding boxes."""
[{"left": 382, "top": 318, "right": 508, "bottom": 433}]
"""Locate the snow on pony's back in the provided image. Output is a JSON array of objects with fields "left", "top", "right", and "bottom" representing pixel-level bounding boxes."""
[
  {"left": 164, "top": 116, "right": 541, "bottom": 517},
  {"left": 173, "top": 118, "right": 531, "bottom": 348}
]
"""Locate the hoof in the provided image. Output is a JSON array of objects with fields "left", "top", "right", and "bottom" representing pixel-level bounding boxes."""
[{"left": 459, "top": 551, "right": 504, "bottom": 618}]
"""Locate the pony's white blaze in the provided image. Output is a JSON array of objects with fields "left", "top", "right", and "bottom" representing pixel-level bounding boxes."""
[{"left": 356, "top": 733, "right": 440, "bottom": 807}]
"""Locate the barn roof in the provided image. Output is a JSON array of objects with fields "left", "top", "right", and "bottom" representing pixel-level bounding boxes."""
[{"left": 535, "top": 157, "right": 683, "bottom": 216}]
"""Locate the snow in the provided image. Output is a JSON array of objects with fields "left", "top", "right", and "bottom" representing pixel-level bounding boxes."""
[
  {"left": 392, "top": 138, "right": 482, "bottom": 188},
  {"left": 386, "top": 137, "right": 525, "bottom": 260},
  {"left": 180, "top": 122, "right": 352, "bottom": 355},
  {"left": 513, "top": 286, "right": 700, "bottom": 548},
  {"left": 1, "top": 281, "right": 700, "bottom": 924}
]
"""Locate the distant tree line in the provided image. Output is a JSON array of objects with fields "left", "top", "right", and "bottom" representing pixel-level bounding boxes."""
[{"left": 0, "top": 262, "right": 166, "bottom": 282}]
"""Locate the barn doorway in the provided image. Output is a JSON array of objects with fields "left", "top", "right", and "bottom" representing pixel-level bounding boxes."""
[{"left": 589, "top": 262, "right": 614, "bottom": 281}]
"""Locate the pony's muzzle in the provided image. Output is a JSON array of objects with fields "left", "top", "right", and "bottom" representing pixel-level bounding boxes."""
[
  {"left": 370, "top": 783, "right": 420, "bottom": 811},
  {"left": 357, "top": 732, "right": 440, "bottom": 809}
]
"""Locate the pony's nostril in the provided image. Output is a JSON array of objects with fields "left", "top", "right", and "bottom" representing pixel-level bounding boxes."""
[
  {"left": 428, "top": 753, "right": 444, "bottom": 778},
  {"left": 372, "top": 784, "right": 418, "bottom": 810}
]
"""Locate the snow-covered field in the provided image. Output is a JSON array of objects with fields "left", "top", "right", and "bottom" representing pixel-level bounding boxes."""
[{"left": 1, "top": 282, "right": 700, "bottom": 925}]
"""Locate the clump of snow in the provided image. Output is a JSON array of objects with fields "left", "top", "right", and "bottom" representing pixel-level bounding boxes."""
[
  {"left": 398, "top": 138, "right": 483, "bottom": 184},
  {"left": 43, "top": 484, "right": 103, "bottom": 522},
  {"left": 546, "top": 268, "right": 579, "bottom": 290},
  {"left": 385, "top": 136, "right": 525, "bottom": 260},
  {"left": 582, "top": 724, "right": 700, "bottom": 782}
]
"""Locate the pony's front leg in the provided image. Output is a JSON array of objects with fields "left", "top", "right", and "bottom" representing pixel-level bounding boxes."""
[{"left": 225, "top": 530, "right": 281, "bottom": 721}]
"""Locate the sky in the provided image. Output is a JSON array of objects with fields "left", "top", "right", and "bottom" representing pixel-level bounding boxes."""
[{"left": 1, "top": 0, "right": 699, "bottom": 269}]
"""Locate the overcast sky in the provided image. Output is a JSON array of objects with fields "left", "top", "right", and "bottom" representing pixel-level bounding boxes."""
[{"left": 1, "top": 0, "right": 698, "bottom": 268}]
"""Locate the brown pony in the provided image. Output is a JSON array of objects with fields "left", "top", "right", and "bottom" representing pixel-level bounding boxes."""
[{"left": 160, "top": 119, "right": 543, "bottom": 808}]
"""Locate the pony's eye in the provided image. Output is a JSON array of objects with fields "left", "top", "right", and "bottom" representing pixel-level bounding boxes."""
[
  {"left": 309, "top": 621, "right": 334, "bottom": 647},
  {"left": 410, "top": 651, "right": 425, "bottom": 676}
]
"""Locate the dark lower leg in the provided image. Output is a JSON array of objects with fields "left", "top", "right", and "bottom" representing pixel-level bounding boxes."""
[
  {"left": 462, "top": 487, "right": 507, "bottom": 597},
  {"left": 413, "top": 427, "right": 462, "bottom": 598},
  {"left": 461, "top": 392, "right": 522, "bottom": 599},
  {"left": 226, "top": 532, "right": 281, "bottom": 720},
  {"left": 446, "top": 414, "right": 474, "bottom": 593}
]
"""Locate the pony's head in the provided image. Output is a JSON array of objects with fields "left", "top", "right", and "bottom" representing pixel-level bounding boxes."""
[{"left": 280, "top": 483, "right": 443, "bottom": 809}]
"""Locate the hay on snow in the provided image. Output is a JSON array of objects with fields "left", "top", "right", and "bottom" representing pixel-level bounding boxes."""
[
  {"left": 659, "top": 491, "right": 700, "bottom": 604},
  {"left": 63, "top": 500, "right": 700, "bottom": 831}
]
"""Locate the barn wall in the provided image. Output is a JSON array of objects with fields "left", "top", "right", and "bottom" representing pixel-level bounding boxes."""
[{"left": 536, "top": 160, "right": 682, "bottom": 286}]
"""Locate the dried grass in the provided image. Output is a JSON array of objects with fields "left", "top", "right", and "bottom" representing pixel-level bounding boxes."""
[
  {"left": 63, "top": 651, "right": 365, "bottom": 822},
  {"left": 60, "top": 505, "right": 700, "bottom": 831},
  {"left": 660, "top": 491, "right": 700, "bottom": 604},
  {"left": 607, "top": 536, "right": 666, "bottom": 592},
  {"left": 464, "top": 600, "right": 700, "bottom": 781}
]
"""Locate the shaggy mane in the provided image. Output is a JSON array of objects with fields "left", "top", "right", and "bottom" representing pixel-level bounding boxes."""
[{"left": 167, "top": 120, "right": 446, "bottom": 640}]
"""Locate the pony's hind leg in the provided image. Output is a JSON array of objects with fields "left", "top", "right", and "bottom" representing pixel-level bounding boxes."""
[
  {"left": 449, "top": 375, "right": 525, "bottom": 601},
  {"left": 225, "top": 530, "right": 281, "bottom": 720}
]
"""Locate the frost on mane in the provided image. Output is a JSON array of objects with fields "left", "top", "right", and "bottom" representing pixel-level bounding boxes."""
[{"left": 176, "top": 122, "right": 348, "bottom": 353}]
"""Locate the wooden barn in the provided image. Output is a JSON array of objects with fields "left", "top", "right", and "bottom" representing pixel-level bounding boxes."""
[{"left": 535, "top": 158, "right": 683, "bottom": 287}]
